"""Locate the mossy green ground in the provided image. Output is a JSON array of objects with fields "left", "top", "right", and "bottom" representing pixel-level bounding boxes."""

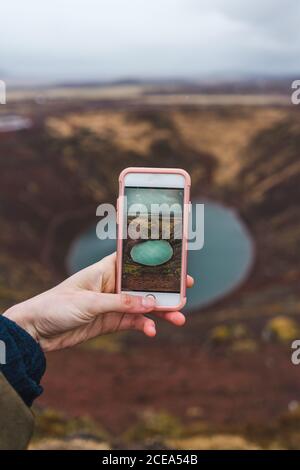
[{"left": 31, "top": 405, "right": 300, "bottom": 450}]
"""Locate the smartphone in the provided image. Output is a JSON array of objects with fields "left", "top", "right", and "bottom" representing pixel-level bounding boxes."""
[{"left": 116, "top": 167, "right": 191, "bottom": 311}]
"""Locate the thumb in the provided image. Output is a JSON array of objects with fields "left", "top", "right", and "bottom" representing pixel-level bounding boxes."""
[{"left": 85, "top": 291, "right": 156, "bottom": 316}]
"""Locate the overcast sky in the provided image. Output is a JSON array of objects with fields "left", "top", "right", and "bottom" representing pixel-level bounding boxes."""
[{"left": 1, "top": 0, "right": 299, "bottom": 82}]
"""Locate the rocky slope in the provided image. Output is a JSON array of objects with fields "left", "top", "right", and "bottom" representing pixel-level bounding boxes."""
[{"left": 1, "top": 98, "right": 300, "bottom": 448}]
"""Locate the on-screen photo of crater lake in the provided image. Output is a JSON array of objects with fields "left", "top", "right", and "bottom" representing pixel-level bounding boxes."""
[{"left": 121, "top": 186, "right": 183, "bottom": 292}]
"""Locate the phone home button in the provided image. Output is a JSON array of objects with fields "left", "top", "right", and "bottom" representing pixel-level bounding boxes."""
[{"left": 145, "top": 294, "right": 156, "bottom": 301}]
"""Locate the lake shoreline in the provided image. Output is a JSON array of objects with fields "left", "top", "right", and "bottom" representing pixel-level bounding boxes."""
[{"left": 66, "top": 199, "right": 255, "bottom": 312}]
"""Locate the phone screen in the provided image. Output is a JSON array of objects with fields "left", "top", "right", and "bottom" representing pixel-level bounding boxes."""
[{"left": 122, "top": 186, "right": 184, "bottom": 293}]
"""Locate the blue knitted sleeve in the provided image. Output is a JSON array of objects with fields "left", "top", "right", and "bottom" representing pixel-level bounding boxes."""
[{"left": 0, "top": 315, "right": 46, "bottom": 406}]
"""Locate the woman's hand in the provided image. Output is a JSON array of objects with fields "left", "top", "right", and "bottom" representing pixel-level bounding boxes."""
[{"left": 3, "top": 253, "right": 194, "bottom": 352}]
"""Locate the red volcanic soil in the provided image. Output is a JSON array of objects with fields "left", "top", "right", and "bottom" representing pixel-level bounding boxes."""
[{"left": 37, "top": 339, "right": 300, "bottom": 435}]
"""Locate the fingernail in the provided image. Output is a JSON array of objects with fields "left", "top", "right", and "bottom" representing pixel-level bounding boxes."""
[
  {"left": 142, "top": 296, "right": 156, "bottom": 308},
  {"left": 149, "top": 324, "right": 156, "bottom": 334}
]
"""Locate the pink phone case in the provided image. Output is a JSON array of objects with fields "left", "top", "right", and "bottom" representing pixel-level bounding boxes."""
[{"left": 116, "top": 167, "right": 191, "bottom": 311}]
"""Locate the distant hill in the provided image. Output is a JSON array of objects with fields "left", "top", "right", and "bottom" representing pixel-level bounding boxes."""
[{"left": 6, "top": 76, "right": 296, "bottom": 96}]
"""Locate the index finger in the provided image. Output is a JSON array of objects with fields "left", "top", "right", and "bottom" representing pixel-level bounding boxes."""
[{"left": 187, "top": 274, "right": 194, "bottom": 288}]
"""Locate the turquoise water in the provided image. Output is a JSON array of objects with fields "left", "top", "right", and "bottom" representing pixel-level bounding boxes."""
[{"left": 67, "top": 202, "right": 254, "bottom": 311}]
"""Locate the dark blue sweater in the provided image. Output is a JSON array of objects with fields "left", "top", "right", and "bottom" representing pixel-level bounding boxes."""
[{"left": 0, "top": 315, "right": 46, "bottom": 406}]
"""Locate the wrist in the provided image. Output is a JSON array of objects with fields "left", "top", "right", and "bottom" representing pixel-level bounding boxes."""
[{"left": 3, "top": 301, "right": 39, "bottom": 342}]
